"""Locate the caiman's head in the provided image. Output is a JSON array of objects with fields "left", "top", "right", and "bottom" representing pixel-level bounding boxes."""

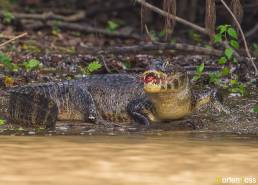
[{"left": 143, "top": 59, "right": 189, "bottom": 94}]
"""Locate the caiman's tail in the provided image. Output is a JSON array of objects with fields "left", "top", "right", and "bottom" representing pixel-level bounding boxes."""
[{"left": 0, "top": 91, "right": 58, "bottom": 129}]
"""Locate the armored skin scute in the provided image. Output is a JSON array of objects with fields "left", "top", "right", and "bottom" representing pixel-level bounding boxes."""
[{"left": 0, "top": 59, "right": 224, "bottom": 129}]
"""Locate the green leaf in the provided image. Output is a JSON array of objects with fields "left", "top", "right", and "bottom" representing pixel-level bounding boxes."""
[
  {"left": 188, "top": 31, "right": 202, "bottom": 43},
  {"left": 204, "top": 44, "right": 212, "bottom": 49},
  {"left": 218, "top": 25, "right": 227, "bottom": 34},
  {"left": 170, "top": 38, "right": 176, "bottom": 44},
  {"left": 86, "top": 60, "right": 102, "bottom": 74},
  {"left": 252, "top": 106, "right": 258, "bottom": 113},
  {"left": 0, "top": 52, "right": 17, "bottom": 71},
  {"left": 196, "top": 63, "right": 205, "bottom": 74},
  {"left": 192, "top": 75, "right": 200, "bottom": 81},
  {"left": 225, "top": 47, "right": 234, "bottom": 59},
  {"left": 218, "top": 56, "right": 227, "bottom": 65},
  {"left": 3, "top": 10, "right": 15, "bottom": 24},
  {"left": 230, "top": 85, "right": 245, "bottom": 96},
  {"left": 252, "top": 43, "right": 258, "bottom": 55},
  {"left": 253, "top": 43, "right": 258, "bottom": 49},
  {"left": 214, "top": 34, "right": 222, "bottom": 43},
  {"left": 208, "top": 72, "right": 221, "bottom": 84},
  {"left": 230, "top": 40, "right": 239, "bottom": 49},
  {"left": 221, "top": 67, "right": 230, "bottom": 76},
  {"left": 0, "top": 118, "right": 6, "bottom": 126},
  {"left": 227, "top": 27, "right": 238, "bottom": 39},
  {"left": 23, "top": 59, "right": 41, "bottom": 72},
  {"left": 106, "top": 20, "right": 119, "bottom": 32},
  {"left": 233, "top": 58, "right": 238, "bottom": 64},
  {"left": 159, "top": 30, "right": 166, "bottom": 37},
  {"left": 230, "top": 79, "right": 238, "bottom": 85}
]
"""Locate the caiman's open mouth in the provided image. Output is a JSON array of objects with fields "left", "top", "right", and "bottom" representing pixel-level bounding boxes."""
[
  {"left": 143, "top": 71, "right": 161, "bottom": 85},
  {"left": 143, "top": 70, "right": 164, "bottom": 93}
]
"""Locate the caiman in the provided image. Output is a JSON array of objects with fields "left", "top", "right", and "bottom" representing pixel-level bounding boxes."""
[{"left": 0, "top": 58, "right": 224, "bottom": 129}]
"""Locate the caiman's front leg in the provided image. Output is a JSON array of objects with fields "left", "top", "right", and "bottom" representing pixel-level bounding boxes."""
[
  {"left": 70, "top": 86, "right": 98, "bottom": 122},
  {"left": 127, "top": 98, "right": 158, "bottom": 126},
  {"left": 195, "top": 89, "right": 230, "bottom": 113}
]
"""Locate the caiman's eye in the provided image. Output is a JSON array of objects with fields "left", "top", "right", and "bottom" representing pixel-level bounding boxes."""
[{"left": 155, "top": 62, "right": 163, "bottom": 69}]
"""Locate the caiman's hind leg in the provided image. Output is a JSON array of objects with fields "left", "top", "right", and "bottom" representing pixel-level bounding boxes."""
[
  {"left": 127, "top": 98, "right": 157, "bottom": 126},
  {"left": 8, "top": 92, "right": 58, "bottom": 129},
  {"left": 195, "top": 89, "right": 230, "bottom": 113}
]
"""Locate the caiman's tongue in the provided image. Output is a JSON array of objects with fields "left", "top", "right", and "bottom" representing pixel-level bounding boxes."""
[
  {"left": 144, "top": 73, "right": 157, "bottom": 83},
  {"left": 145, "top": 75, "right": 155, "bottom": 83}
]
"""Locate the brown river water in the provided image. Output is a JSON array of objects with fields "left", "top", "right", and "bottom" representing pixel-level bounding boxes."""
[{"left": 0, "top": 132, "right": 257, "bottom": 185}]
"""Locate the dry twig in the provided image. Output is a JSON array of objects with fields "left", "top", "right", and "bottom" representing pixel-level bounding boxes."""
[
  {"left": 0, "top": 32, "right": 27, "bottom": 48},
  {"left": 134, "top": 0, "right": 208, "bottom": 35},
  {"left": 0, "top": 11, "right": 85, "bottom": 22}
]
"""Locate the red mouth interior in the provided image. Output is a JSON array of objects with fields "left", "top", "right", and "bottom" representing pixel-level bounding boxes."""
[{"left": 144, "top": 73, "right": 159, "bottom": 84}]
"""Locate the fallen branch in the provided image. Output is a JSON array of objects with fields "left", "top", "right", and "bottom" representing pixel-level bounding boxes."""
[
  {"left": 0, "top": 32, "right": 27, "bottom": 48},
  {"left": 220, "top": 0, "right": 258, "bottom": 76},
  {"left": 46, "top": 21, "right": 141, "bottom": 40},
  {"left": 0, "top": 11, "right": 85, "bottom": 22},
  {"left": 96, "top": 43, "right": 224, "bottom": 56}
]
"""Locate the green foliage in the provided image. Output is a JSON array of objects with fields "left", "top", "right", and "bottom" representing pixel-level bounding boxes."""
[
  {"left": 23, "top": 59, "right": 41, "bottom": 72},
  {"left": 218, "top": 56, "right": 227, "bottom": 65},
  {"left": 208, "top": 72, "right": 221, "bottom": 85},
  {"left": 220, "top": 67, "right": 230, "bottom": 76},
  {"left": 224, "top": 47, "right": 233, "bottom": 59},
  {"left": 252, "top": 106, "right": 258, "bottom": 114},
  {"left": 2, "top": 10, "right": 15, "bottom": 24},
  {"left": 0, "top": 52, "right": 18, "bottom": 71},
  {"left": 192, "top": 63, "right": 205, "bottom": 81},
  {"left": 170, "top": 38, "right": 177, "bottom": 44},
  {"left": 252, "top": 43, "right": 258, "bottom": 55},
  {"left": 214, "top": 25, "right": 239, "bottom": 50},
  {"left": 0, "top": 118, "right": 6, "bottom": 126},
  {"left": 85, "top": 60, "right": 102, "bottom": 75},
  {"left": 229, "top": 80, "right": 245, "bottom": 95},
  {"left": 106, "top": 20, "right": 119, "bottom": 32},
  {"left": 149, "top": 30, "right": 158, "bottom": 42},
  {"left": 121, "top": 60, "right": 132, "bottom": 69},
  {"left": 207, "top": 25, "right": 245, "bottom": 95},
  {"left": 189, "top": 30, "right": 202, "bottom": 43},
  {"left": 230, "top": 40, "right": 239, "bottom": 49},
  {"left": 227, "top": 27, "right": 238, "bottom": 39}
]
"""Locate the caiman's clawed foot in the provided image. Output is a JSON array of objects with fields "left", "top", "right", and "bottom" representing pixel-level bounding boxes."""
[
  {"left": 210, "top": 89, "right": 230, "bottom": 114},
  {"left": 127, "top": 98, "right": 155, "bottom": 127},
  {"left": 195, "top": 88, "right": 230, "bottom": 114}
]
